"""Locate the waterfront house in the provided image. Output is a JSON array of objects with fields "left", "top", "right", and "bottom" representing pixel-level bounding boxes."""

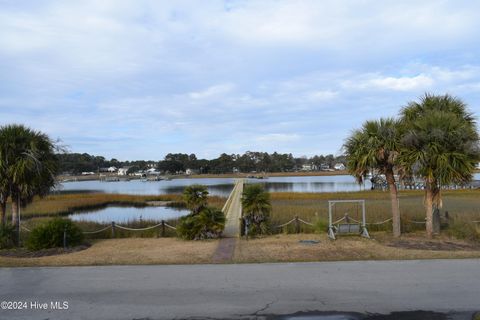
[{"left": 334, "top": 163, "right": 346, "bottom": 171}]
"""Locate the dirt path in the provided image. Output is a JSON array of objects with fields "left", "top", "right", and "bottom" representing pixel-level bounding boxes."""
[{"left": 211, "top": 238, "right": 236, "bottom": 263}]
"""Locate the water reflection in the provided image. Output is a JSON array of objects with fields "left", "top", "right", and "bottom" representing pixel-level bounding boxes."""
[
  {"left": 57, "top": 173, "right": 479, "bottom": 196},
  {"left": 68, "top": 206, "right": 189, "bottom": 223},
  {"left": 58, "top": 175, "right": 369, "bottom": 196}
]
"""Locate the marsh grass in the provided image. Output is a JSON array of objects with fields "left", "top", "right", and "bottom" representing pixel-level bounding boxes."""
[
  {"left": 7, "top": 193, "right": 226, "bottom": 219},
  {"left": 270, "top": 190, "right": 480, "bottom": 236},
  {"left": 13, "top": 193, "right": 227, "bottom": 240}
]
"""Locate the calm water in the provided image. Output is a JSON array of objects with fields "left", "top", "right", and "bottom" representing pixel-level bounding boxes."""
[
  {"left": 57, "top": 173, "right": 480, "bottom": 197},
  {"left": 68, "top": 206, "right": 189, "bottom": 223},
  {"left": 57, "top": 175, "right": 371, "bottom": 197}
]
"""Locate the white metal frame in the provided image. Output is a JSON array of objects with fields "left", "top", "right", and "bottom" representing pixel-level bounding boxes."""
[{"left": 328, "top": 200, "right": 370, "bottom": 240}]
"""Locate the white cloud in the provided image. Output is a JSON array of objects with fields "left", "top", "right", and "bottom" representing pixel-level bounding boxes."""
[
  {"left": 1, "top": 1, "right": 480, "bottom": 159},
  {"left": 255, "top": 133, "right": 300, "bottom": 144},
  {"left": 188, "top": 84, "right": 234, "bottom": 99},
  {"left": 306, "top": 90, "right": 338, "bottom": 101},
  {"left": 367, "top": 74, "right": 434, "bottom": 91}
]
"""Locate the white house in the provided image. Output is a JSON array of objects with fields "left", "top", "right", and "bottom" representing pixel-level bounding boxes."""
[
  {"left": 301, "top": 164, "right": 317, "bottom": 171},
  {"left": 117, "top": 167, "right": 130, "bottom": 176},
  {"left": 107, "top": 166, "right": 117, "bottom": 173},
  {"left": 146, "top": 168, "right": 161, "bottom": 175},
  {"left": 333, "top": 163, "right": 346, "bottom": 171}
]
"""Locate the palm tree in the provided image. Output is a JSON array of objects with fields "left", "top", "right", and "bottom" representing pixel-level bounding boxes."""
[
  {"left": 0, "top": 180, "right": 8, "bottom": 226},
  {"left": 183, "top": 184, "right": 209, "bottom": 215},
  {"left": 399, "top": 94, "right": 480, "bottom": 237},
  {"left": 241, "top": 184, "right": 271, "bottom": 234},
  {"left": 344, "top": 118, "right": 403, "bottom": 237},
  {"left": 0, "top": 124, "right": 59, "bottom": 243}
]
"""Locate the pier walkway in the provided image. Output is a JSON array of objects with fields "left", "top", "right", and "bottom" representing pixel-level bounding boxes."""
[{"left": 221, "top": 179, "right": 244, "bottom": 237}]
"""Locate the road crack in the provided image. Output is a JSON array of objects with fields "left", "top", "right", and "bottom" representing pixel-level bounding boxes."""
[{"left": 252, "top": 297, "right": 279, "bottom": 316}]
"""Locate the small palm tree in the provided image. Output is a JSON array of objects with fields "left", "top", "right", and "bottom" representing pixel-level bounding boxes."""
[
  {"left": 241, "top": 184, "right": 271, "bottom": 234},
  {"left": 0, "top": 124, "right": 59, "bottom": 242},
  {"left": 344, "top": 118, "right": 402, "bottom": 237},
  {"left": 183, "top": 184, "right": 209, "bottom": 215},
  {"left": 399, "top": 94, "right": 480, "bottom": 237},
  {"left": 176, "top": 207, "right": 225, "bottom": 240}
]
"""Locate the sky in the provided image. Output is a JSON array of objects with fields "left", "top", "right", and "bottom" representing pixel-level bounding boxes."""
[{"left": 1, "top": 0, "right": 480, "bottom": 160}]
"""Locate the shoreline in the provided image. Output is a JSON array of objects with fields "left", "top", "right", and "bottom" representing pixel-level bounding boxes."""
[{"left": 57, "top": 170, "right": 350, "bottom": 182}]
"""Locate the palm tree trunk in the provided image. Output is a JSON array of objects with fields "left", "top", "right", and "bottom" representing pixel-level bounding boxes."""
[
  {"left": 0, "top": 201, "right": 6, "bottom": 226},
  {"left": 425, "top": 181, "right": 434, "bottom": 238},
  {"left": 385, "top": 169, "right": 401, "bottom": 237},
  {"left": 11, "top": 195, "right": 20, "bottom": 245}
]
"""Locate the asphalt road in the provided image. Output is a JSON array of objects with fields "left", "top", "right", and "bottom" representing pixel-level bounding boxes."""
[{"left": 1, "top": 259, "right": 480, "bottom": 319}]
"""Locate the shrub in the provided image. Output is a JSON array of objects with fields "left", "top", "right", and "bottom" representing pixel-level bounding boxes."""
[
  {"left": 0, "top": 224, "right": 15, "bottom": 249},
  {"left": 177, "top": 207, "right": 225, "bottom": 240},
  {"left": 26, "top": 218, "right": 84, "bottom": 250},
  {"left": 447, "top": 222, "right": 480, "bottom": 242},
  {"left": 313, "top": 219, "right": 329, "bottom": 234}
]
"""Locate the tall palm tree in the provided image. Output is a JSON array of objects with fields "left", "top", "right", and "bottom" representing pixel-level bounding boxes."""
[
  {"left": 241, "top": 184, "right": 271, "bottom": 234},
  {"left": 0, "top": 180, "right": 8, "bottom": 226},
  {"left": 399, "top": 94, "right": 480, "bottom": 237},
  {"left": 0, "top": 124, "right": 59, "bottom": 242},
  {"left": 344, "top": 118, "right": 402, "bottom": 237},
  {"left": 183, "top": 184, "right": 209, "bottom": 215}
]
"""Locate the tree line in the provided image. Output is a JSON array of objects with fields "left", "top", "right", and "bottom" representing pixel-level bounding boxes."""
[{"left": 57, "top": 151, "right": 347, "bottom": 175}]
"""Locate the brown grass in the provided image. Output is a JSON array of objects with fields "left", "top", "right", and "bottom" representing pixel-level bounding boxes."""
[
  {"left": 233, "top": 233, "right": 480, "bottom": 263},
  {"left": 0, "top": 238, "right": 219, "bottom": 267},
  {"left": 2, "top": 233, "right": 480, "bottom": 267},
  {"left": 6, "top": 193, "right": 226, "bottom": 220},
  {"left": 270, "top": 190, "right": 480, "bottom": 232}
]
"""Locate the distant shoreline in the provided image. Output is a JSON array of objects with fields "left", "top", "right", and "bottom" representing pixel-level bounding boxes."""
[
  {"left": 57, "top": 170, "right": 350, "bottom": 182},
  {"left": 57, "top": 169, "right": 480, "bottom": 182}
]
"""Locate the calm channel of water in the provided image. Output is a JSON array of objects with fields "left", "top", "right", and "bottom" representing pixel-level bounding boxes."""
[
  {"left": 60, "top": 173, "right": 479, "bottom": 223},
  {"left": 57, "top": 175, "right": 374, "bottom": 197}
]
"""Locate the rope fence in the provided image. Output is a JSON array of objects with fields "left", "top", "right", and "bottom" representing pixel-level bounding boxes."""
[
  {"left": 82, "top": 225, "right": 111, "bottom": 234},
  {"left": 20, "top": 220, "right": 177, "bottom": 238},
  {"left": 272, "top": 214, "right": 480, "bottom": 232}
]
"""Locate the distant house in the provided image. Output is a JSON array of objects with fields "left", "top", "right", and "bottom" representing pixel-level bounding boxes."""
[
  {"left": 81, "top": 171, "right": 95, "bottom": 175},
  {"left": 333, "top": 163, "right": 346, "bottom": 171},
  {"left": 146, "top": 168, "right": 161, "bottom": 175},
  {"left": 133, "top": 171, "right": 145, "bottom": 177},
  {"left": 185, "top": 168, "right": 198, "bottom": 175},
  {"left": 319, "top": 164, "right": 330, "bottom": 171},
  {"left": 476, "top": 163, "right": 480, "bottom": 169},
  {"left": 301, "top": 164, "right": 317, "bottom": 171},
  {"left": 107, "top": 166, "right": 117, "bottom": 173},
  {"left": 232, "top": 167, "right": 239, "bottom": 173},
  {"left": 117, "top": 167, "right": 130, "bottom": 176}
]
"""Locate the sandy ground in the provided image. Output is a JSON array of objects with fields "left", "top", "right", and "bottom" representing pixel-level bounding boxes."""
[{"left": 2, "top": 233, "right": 480, "bottom": 267}]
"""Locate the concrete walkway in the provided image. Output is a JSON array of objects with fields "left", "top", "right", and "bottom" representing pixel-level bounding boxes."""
[{"left": 1, "top": 259, "right": 479, "bottom": 319}]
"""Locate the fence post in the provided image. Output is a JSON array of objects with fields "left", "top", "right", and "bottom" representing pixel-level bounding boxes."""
[
  {"left": 161, "top": 220, "right": 166, "bottom": 237},
  {"left": 295, "top": 215, "right": 300, "bottom": 234},
  {"left": 111, "top": 221, "right": 115, "bottom": 238},
  {"left": 63, "top": 226, "right": 67, "bottom": 250}
]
